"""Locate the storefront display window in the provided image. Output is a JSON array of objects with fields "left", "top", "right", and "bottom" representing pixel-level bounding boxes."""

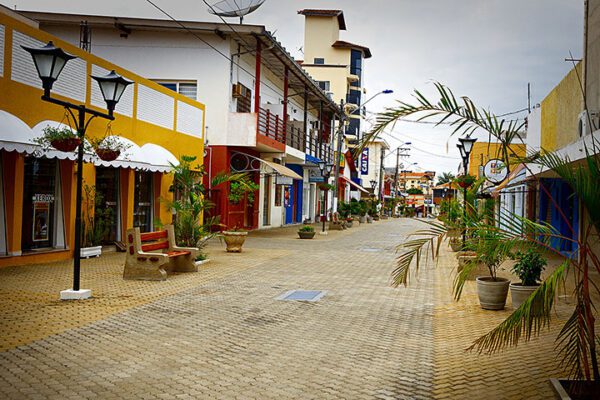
[
  {"left": 133, "top": 171, "right": 153, "bottom": 233},
  {"left": 21, "top": 157, "right": 64, "bottom": 251},
  {"left": 95, "top": 167, "right": 120, "bottom": 242}
]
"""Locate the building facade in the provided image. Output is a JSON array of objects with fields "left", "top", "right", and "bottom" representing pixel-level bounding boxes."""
[
  {"left": 24, "top": 11, "right": 340, "bottom": 230},
  {"left": 0, "top": 6, "right": 206, "bottom": 266}
]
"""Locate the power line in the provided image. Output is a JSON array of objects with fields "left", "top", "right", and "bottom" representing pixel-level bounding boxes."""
[{"left": 143, "top": 0, "right": 309, "bottom": 108}]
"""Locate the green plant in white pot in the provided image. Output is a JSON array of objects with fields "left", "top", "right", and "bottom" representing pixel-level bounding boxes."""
[{"left": 509, "top": 249, "right": 546, "bottom": 309}]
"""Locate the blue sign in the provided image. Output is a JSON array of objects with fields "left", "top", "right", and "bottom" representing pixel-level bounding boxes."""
[{"left": 360, "top": 148, "right": 369, "bottom": 175}]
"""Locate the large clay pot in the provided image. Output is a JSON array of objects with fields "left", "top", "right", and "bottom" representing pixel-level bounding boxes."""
[
  {"left": 359, "top": 216, "right": 366, "bottom": 224},
  {"left": 298, "top": 231, "right": 315, "bottom": 239},
  {"left": 476, "top": 277, "right": 510, "bottom": 310},
  {"left": 449, "top": 239, "right": 462, "bottom": 252},
  {"left": 222, "top": 231, "right": 248, "bottom": 252},
  {"left": 345, "top": 220, "right": 353, "bottom": 228},
  {"left": 510, "top": 282, "right": 539, "bottom": 309},
  {"left": 446, "top": 227, "right": 461, "bottom": 238}
]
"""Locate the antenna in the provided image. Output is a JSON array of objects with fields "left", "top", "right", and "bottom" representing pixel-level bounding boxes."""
[{"left": 207, "top": 0, "right": 267, "bottom": 24}]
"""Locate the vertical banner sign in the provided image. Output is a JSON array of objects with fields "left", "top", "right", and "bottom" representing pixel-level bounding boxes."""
[{"left": 360, "top": 148, "right": 369, "bottom": 175}]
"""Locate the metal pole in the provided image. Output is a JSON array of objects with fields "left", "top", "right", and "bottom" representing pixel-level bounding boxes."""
[
  {"left": 462, "top": 158, "right": 468, "bottom": 249},
  {"left": 394, "top": 148, "right": 400, "bottom": 198},
  {"left": 333, "top": 100, "right": 344, "bottom": 209},
  {"left": 322, "top": 183, "right": 328, "bottom": 233},
  {"left": 73, "top": 108, "right": 86, "bottom": 291},
  {"left": 378, "top": 147, "right": 384, "bottom": 206}
]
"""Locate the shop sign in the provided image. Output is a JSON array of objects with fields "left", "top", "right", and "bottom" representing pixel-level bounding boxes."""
[
  {"left": 32, "top": 193, "right": 55, "bottom": 203},
  {"left": 276, "top": 176, "right": 294, "bottom": 186},
  {"left": 360, "top": 148, "right": 369, "bottom": 175},
  {"left": 308, "top": 169, "right": 324, "bottom": 183},
  {"left": 483, "top": 159, "right": 508, "bottom": 184}
]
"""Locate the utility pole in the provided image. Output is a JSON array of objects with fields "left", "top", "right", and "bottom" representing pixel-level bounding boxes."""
[
  {"left": 378, "top": 146, "right": 385, "bottom": 203},
  {"left": 393, "top": 148, "right": 401, "bottom": 198},
  {"left": 332, "top": 99, "right": 345, "bottom": 212}
]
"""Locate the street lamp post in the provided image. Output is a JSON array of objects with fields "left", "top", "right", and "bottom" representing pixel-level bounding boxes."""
[
  {"left": 23, "top": 41, "right": 132, "bottom": 300},
  {"left": 318, "top": 161, "right": 334, "bottom": 234},
  {"left": 456, "top": 136, "right": 477, "bottom": 249}
]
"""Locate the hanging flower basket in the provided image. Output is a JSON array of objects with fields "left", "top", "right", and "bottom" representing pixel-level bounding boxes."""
[
  {"left": 318, "top": 183, "right": 334, "bottom": 191},
  {"left": 96, "top": 148, "right": 121, "bottom": 162},
  {"left": 454, "top": 174, "right": 476, "bottom": 188},
  {"left": 50, "top": 137, "right": 81, "bottom": 152}
]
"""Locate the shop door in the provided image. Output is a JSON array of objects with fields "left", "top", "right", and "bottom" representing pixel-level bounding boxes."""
[
  {"left": 21, "top": 158, "right": 57, "bottom": 250},
  {"left": 95, "top": 167, "right": 120, "bottom": 242},
  {"left": 262, "top": 176, "right": 271, "bottom": 226},
  {"left": 284, "top": 185, "right": 293, "bottom": 225},
  {"left": 133, "top": 171, "right": 153, "bottom": 232}
]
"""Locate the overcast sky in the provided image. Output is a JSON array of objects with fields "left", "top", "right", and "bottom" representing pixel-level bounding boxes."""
[{"left": 4, "top": 0, "right": 584, "bottom": 176}]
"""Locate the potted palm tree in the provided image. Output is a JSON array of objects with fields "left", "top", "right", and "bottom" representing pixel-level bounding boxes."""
[{"left": 509, "top": 250, "right": 546, "bottom": 309}]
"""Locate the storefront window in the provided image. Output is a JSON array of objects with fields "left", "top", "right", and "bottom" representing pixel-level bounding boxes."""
[
  {"left": 133, "top": 171, "right": 153, "bottom": 232},
  {"left": 21, "top": 157, "right": 63, "bottom": 251},
  {"left": 95, "top": 167, "right": 120, "bottom": 242}
]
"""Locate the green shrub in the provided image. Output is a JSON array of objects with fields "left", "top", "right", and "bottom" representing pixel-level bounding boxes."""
[
  {"left": 511, "top": 249, "right": 546, "bottom": 286},
  {"left": 299, "top": 225, "right": 314, "bottom": 232}
]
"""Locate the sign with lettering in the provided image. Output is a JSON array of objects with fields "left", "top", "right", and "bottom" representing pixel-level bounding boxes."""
[
  {"left": 32, "top": 194, "right": 54, "bottom": 203},
  {"left": 483, "top": 159, "right": 508, "bottom": 184},
  {"left": 360, "top": 148, "right": 369, "bottom": 175}
]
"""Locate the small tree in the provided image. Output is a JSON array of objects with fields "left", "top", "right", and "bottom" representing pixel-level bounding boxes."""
[{"left": 407, "top": 187, "right": 423, "bottom": 195}]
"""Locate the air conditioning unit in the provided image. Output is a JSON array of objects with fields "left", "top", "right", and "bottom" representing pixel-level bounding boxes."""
[
  {"left": 232, "top": 83, "right": 246, "bottom": 98},
  {"left": 578, "top": 110, "right": 599, "bottom": 137}
]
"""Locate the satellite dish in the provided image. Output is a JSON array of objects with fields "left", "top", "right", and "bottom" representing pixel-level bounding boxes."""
[{"left": 208, "top": 0, "right": 267, "bottom": 24}]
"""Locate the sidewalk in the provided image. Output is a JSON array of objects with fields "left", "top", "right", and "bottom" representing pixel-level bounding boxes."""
[{"left": 0, "top": 219, "right": 572, "bottom": 399}]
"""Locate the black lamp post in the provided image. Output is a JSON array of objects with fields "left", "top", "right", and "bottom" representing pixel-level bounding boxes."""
[
  {"left": 22, "top": 41, "right": 132, "bottom": 300},
  {"left": 456, "top": 136, "right": 477, "bottom": 249},
  {"left": 318, "top": 161, "right": 334, "bottom": 234}
]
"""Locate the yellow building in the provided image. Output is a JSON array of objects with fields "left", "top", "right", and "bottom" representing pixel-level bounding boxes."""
[
  {"left": 468, "top": 142, "right": 527, "bottom": 177},
  {"left": 0, "top": 6, "right": 205, "bottom": 267}
]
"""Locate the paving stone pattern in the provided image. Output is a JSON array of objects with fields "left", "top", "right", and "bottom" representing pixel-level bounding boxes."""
[{"left": 0, "top": 219, "right": 571, "bottom": 399}]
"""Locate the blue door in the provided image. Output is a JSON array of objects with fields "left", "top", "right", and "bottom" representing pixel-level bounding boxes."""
[{"left": 284, "top": 185, "right": 294, "bottom": 225}]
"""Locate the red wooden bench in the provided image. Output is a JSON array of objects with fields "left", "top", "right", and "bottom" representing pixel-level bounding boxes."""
[{"left": 123, "top": 224, "right": 199, "bottom": 281}]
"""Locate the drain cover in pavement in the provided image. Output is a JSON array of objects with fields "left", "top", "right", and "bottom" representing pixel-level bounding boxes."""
[{"left": 275, "top": 290, "right": 326, "bottom": 302}]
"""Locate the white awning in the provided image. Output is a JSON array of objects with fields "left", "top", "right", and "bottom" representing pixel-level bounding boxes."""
[
  {"left": 0, "top": 110, "right": 178, "bottom": 173},
  {"left": 340, "top": 175, "right": 369, "bottom": 193},
  {"left": 261, "top": 159, "right": 303, "bottom": 180}
]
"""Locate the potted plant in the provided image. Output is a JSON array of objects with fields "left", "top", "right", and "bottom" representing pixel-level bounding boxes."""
[
  {"left": 358, "top": 200, "right": 368, "bottom": 223},
  {"left": 35, "top": 125, "right": 80, "bottom": 152},
  {"left": 509, "top": 249, "right": 546, "bottom": 309},
  {"left": 345, "top": 216, "right": 354, "bottom": 228},
  {"left": 297, "top": 225, "right": 315, "bottom": 239},
  {"left": 221, "top": 225, "right": 248, "bottom": 252},
  {"left": 454, "top": 174, "right": 477, "bottom": 188},
  {"left": 449, "top": 237, "right": 462, "bottom": 252},
  {"left": 80, "top": 184, "right": 111, "bottom": 258},
  {"left": 90, "top": 135, "right": 130, "bottom": 162}
]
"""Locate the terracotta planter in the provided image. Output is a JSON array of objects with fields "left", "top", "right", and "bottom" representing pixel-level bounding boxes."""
[
  {"left": 51, "top": 137, "right": 81, "bottom": 152},
  {"left": 476, "top": 277, "right": 510, "bottom": 310},
  {"left": 510, "top": 282, "right": 539, "bottom": 309},
  {"left": 298, "top": 231, "right": 315, "bottom": 239},
  {"left": 96, "top": 148, "right": 121, "bottom": 161},
  {"left": 222, "top": 231, "right": 248, "bottom": 252},
  {"left": 345, "top": 220, "right": 353, "bottom": 228}
]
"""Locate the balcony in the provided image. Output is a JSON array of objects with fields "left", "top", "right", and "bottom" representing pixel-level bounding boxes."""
[
  {"left": 286, "top": 122, "right": 305, "bottom": 153},
  {"left": 256, "top": 107, "right": 286, "bottom": 152}
]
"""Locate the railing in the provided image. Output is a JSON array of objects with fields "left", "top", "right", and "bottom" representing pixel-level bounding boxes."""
[
  {"left": 286, "top": 124, "right": 305, "bottom": 152},
  {"left": 257, "top": 107, "right": 286, "bottom": 143},
  {"left": 306, "top": 135, "right": 332, "bottom": 163}
]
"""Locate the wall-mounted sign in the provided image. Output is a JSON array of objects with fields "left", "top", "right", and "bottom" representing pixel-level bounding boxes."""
[
  {"left": 276, "top": 175, "right": 294, "bottom": 186},
  {"left": 32, "top": 193, "right": 54, "bottom": 203},
  {"left": 483, "top": 159, "right": 508, "bottom": 184},
  {"left": 360, "top": 148, "right": 369, "bottom": 175},
  {"left": 308, "top": 169, "right": 324, "bottom": 183}
]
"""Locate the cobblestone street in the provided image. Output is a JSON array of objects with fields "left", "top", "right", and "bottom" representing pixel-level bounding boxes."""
[{"left": 0, "top": 219, "right": 567, "bottom": 399}]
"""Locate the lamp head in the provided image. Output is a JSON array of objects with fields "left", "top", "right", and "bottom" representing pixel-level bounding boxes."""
[
  {"left": 21, "top": 41, "right": 76, "bottom": 95},
  {"left": 317, "top": 160, "right": 326, "bottom": 172},
  {"left": 325, "top": 163, "right": 334, "bottom": 175},
  {"left": 370, "top": 179, "right": 377, "bottom": 188},
  {"left": 91, "top": 70, "right": 133, "bottom": 115},
  {"left": 458, "top": 136, "right": 477, "bottom": 155},
  {"left": 456, "top": 143, "right": 466, "bottom": 159}
]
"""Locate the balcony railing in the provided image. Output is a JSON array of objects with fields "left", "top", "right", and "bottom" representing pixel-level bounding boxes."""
[
  {"left": 257, "top": 107, "right": 286, "bottom": 143},
  {"left": 286, "top": 124, "right": 305, "bottom": 152}
]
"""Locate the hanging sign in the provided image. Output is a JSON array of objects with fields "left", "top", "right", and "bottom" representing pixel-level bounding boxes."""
[
  {"left": 276, "top": 175, "right": 293, "bottom": 186},
  {"left": 32, "top": 194, "right": 55, "bottom": 203},
  {"left": 483, "top": 159, "right": 508, "bottom": 184},
  {"left": 308, "top": 169, "right": 324, "bottom": 183},
  {"left": 360, "top": 148, "right": 369, "bottom": 175}
]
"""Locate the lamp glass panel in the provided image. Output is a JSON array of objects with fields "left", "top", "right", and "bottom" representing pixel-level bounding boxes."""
[
  {"left": 33, "top": 54, "right": 56, "bottom": 79},
  {"left": 317, "top": 161, "right": 325, "bottom": 171},
  {"left": 113, "top": 83, "right": 128, "bottom": 102},
  {"left": 50, "top": 57, "right": 68, "bottom": 80},
  {"left": 99, "top": 81, "right": 117, "bottom": 102}
]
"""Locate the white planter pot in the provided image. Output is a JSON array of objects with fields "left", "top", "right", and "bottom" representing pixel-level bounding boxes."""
[
  {"left": 510, "top": 282, "right": 539, "bottom": 309},
  {"left": 476, "top": 277, "right": 510, "bottom": 310},
  {"left": 194, "top": 259, "right": 211, "bottom": 267},
  {"left": 80, "top": 246, "right": 102, "bottom": 258}
]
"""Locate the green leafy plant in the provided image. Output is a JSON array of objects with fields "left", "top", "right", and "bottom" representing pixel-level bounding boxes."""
[
  {"left": 81, "top": 183, "right": 112, "bottom": 247},
  {"left": 34, "top": 125, "right": 80, "bottom": 152},
  {"left": 361, "top": 82, "right": 600, "bottom": 382},
  {"left": 454, "top": 174, "right": 477, "bottom": 188},
  {"left": 511, "top": 250, "right": 547, "bottom": 286},
  {"left": 407, "top": 187, "right": 423, "bottom": 195},
  {"left": 229, "top": 176, "right": 260, "bottom": 204},
  {"left": 299, "top": 225, "right": 314, "bottom": 233},
  {"left": 337, "top": 201, "right": 351, "bottom": 218}
]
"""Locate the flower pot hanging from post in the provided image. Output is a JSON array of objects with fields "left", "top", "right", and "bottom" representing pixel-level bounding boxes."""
[
  {"left": 454, "top": 174, "right": 476, "bottom": 188},
  {"left": 95, "top": 148, "right": 120, "bottom": 162},
  {"left": 36, "top": 125, "right": 81, "bottom": 152}
]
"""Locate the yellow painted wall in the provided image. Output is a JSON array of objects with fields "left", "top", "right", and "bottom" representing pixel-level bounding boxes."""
[
  {"left": 0, "top": 9, "right": 206, "bottom": 266},
  {"left": 540, "top": 63, "right": 584, "bottom": 152},
  {"left": 302, "top": 65, "right": 349, "bottom": 105},
  {"left": 303, "top": 16, "right": 341, "bottom": 63},
  {"left": 468, "top": 142, "right": 526, "bottom": 176}
]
